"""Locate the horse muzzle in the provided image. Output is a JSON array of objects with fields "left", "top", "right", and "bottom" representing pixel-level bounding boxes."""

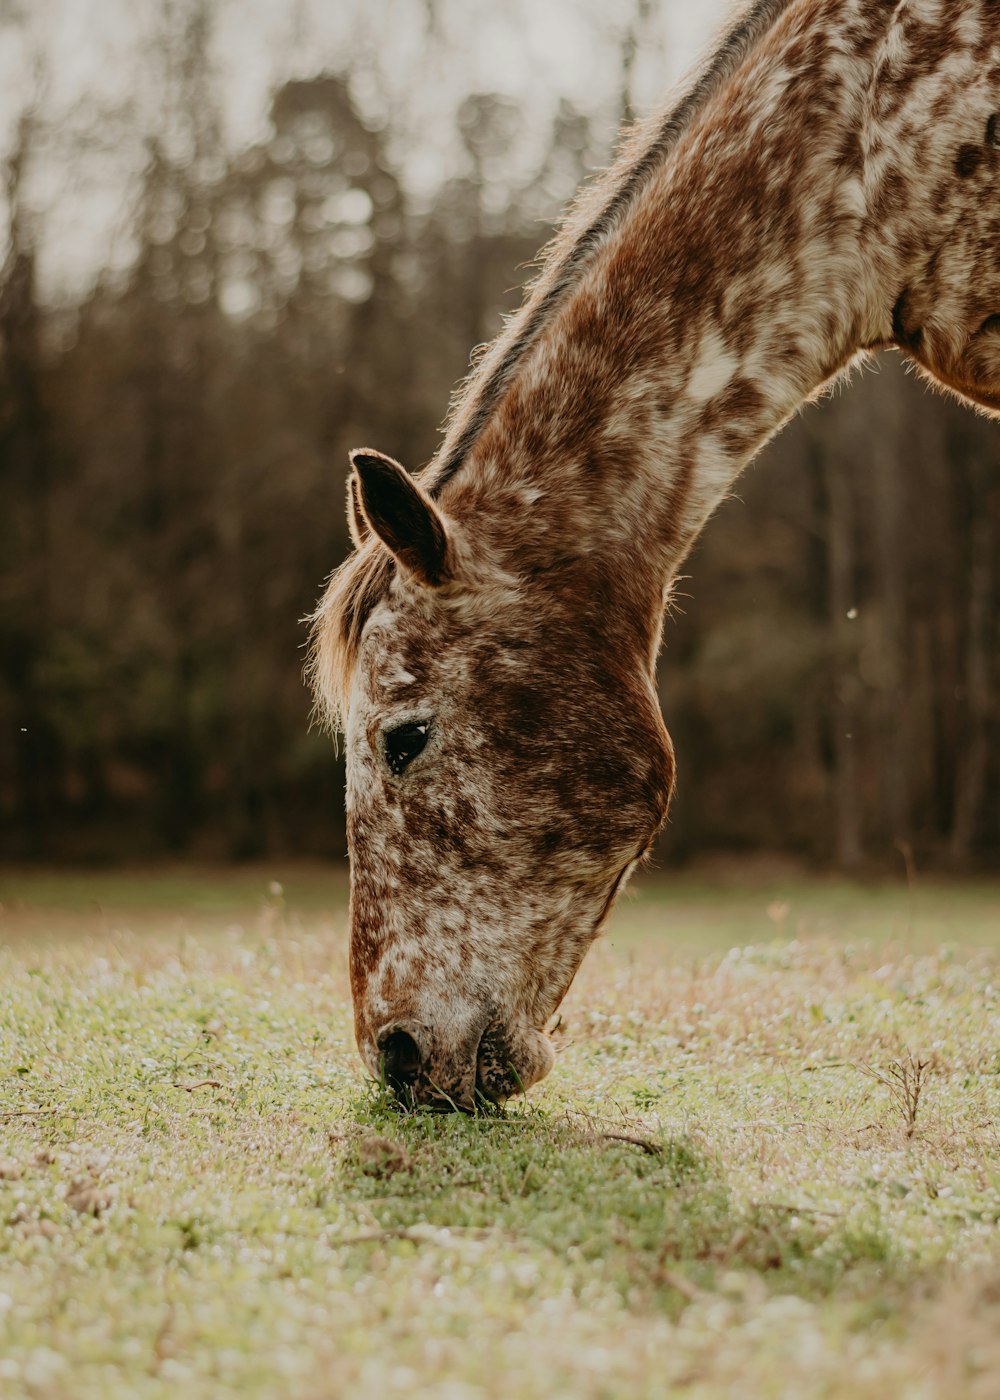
[{"left": 369, "top": 1014, "right": 555, "bottom": 1110}]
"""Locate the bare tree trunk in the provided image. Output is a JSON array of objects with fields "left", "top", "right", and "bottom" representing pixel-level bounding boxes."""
[
  {"left": 872, "top": 374, "right": 910, "bottom": 849},
  {"left": 0, "top": 114, "right": 58, "bottom": 856},
  {"left": 950, "top": 458, "right": 994, "bottom": 863},
  {"left": 824, "top": 445, "right": 863, "bottom": 868},
  {"left": 619, "top": 0, "right": 653, "bottom": 127}
]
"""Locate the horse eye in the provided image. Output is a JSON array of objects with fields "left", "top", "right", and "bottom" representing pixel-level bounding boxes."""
[
  {"left": 384, "top": 722, "right": 429, "bottom": 776},
  {"left": 987, "top": 113, "right": 1000, "bottom": 148}
]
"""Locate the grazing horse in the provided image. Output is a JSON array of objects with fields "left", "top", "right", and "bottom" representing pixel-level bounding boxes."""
[{"left": 310, "top": 0, "right": 1000, "bottom": 1108}]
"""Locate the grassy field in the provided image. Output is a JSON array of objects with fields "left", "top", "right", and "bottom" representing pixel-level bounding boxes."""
[{"left": 1, "top": 866, "right": 998, "bottom": 1399}]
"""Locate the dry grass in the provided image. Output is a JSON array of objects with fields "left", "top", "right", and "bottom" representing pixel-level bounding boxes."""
[{"left": 0, "top": 872, "right": 998, "bottom": 1398}]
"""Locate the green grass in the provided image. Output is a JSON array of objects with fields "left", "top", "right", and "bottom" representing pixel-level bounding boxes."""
[
  {"left": 1, "top": 867, "right": 999, "bottom": 1398},
  {"left": 3, "top": 861, "right": 999, "bottom": 951}
]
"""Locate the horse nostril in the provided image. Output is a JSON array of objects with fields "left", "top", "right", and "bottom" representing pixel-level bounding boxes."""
[{"left": 376, "top": 1024, "right": 424, "bottom": 1088}]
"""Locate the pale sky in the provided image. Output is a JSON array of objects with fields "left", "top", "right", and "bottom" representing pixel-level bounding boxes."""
[{"left": 0, "top": 0, "right": 732, "bottom": 299}]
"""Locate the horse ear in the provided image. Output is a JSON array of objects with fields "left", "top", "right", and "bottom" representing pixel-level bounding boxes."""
[
  {"left": 349, "top": 448, "right": 452, "bottom": 587},
  {"left": 347, "top": 471, "right": 370, "bottom": 549}
]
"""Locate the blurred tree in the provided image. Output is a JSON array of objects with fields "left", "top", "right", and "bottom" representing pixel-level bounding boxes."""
[
  {"left": 814, "top": 401, "right": 863, "bottom": 869},
  {"left": 619, "top": 0, "right": 655, "bottom": 126},
  {"left": 950, "top": 450, "right": 997, "bottom": 863},
  {"left": 0, "top": 100, "right": 58, "bottom": 856}
]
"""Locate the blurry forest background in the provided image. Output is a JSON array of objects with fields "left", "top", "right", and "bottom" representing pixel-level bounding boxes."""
[{"left": 1, "top": 0, "right": 998, "bottom": 869}]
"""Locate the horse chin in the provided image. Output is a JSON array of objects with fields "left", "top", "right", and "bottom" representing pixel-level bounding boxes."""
[{"left": 475, "top": 1022, "right": 556, "bottom": 1104}]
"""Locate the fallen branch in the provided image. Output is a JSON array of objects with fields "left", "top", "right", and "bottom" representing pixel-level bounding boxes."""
[
  {"left": 735, "top": 1119, "right": 810, "bottom": 1130},
  {"left": 598, "top": 1132, "right": 663, "bottom": 1156},
  {"left": 752, "top": 1201, "right": 841, "bottom": 1219},
  {"left": 331, "top": 1225, "right": 496, "bottom": 1247},
  {"left": 656, "top": 1268, "right": 708, "bottom": 1302}
]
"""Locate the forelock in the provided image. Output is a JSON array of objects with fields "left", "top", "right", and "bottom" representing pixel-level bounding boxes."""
[{"left": 306, "top": 541, "right": 395, "bottom": 730}]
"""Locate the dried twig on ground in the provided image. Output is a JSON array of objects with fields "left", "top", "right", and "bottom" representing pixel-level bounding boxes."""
[
  {"left": 656, "top": 1268, "right": 707, "bottom": 1302},
  {"left": 598, "top": 1132, "right": 664, "bottom": 1156},
  {"left": 332, "top": 1225, "right": 495, "bottom": 1247},
  {"left": 858, "top": 1051, "right": 932, "bottom": 1139}
]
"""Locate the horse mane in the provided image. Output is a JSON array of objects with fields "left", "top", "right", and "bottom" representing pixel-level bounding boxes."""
[
  {"left": 307, "top": 0, "right": 796, "bottom": 728},
  {"left": 425, "top": 0, "right": 798, "bottom": 498}
]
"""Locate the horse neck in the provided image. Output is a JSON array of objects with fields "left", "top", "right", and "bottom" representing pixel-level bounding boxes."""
[{"left": 439, "top": 0, "right": 900, "bottom": 586}]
